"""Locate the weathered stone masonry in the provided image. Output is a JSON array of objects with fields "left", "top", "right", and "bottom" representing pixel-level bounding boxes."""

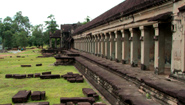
[{"left": 72, "top": 0, "right": 185, "bottom": 79}]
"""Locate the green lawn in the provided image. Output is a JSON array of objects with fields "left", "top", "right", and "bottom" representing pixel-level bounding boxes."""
[{"left": 0, "top": 48, "right": 103, "bottom": 104}]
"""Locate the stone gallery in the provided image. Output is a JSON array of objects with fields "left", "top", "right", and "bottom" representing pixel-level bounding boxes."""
[{"left": 57, "top": 0, "right": 185, "bottom": 105}]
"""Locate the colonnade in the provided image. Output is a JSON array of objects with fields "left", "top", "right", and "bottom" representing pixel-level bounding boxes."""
[
  {"left": 74, "top": 23, "right": 172, "bottom": 74},
  {"left": 50, "top": 38, "right": 62, "bottom": 48}
]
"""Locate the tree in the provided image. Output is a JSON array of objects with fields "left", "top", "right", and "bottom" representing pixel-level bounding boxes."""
[
  {"left": 45, "top": 14, "right": 58, "bottom": 34},
  {"left": 82, "top": 16, "right": 91, "bottom": 24},
  {"left": 13, "top": 11, "right": 31, "bottom": 35},
  {"left": 3, "top": 30, "right": 13, "bottom": 48},
  {"left": 0, "top": 11, "right": 32, "bottom": 49},
  {"left": 14, "top": 31, "right": 28, "bottom": 47},
  {"left": 0, "top": 18, "right": 4, "bottom": 47},
  {"left": 44, "top": 14, "right": 58, "bottom": 46},
  {"left": 31, "top": 24, "right": 44, "bottom": 47}
]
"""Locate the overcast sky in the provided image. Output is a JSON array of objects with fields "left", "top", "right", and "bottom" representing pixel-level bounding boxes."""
[{"left": 0, "top": 0, "right": 124, "bottom": 28}]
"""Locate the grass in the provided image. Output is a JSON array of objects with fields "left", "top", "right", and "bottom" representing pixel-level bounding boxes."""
[{"left": 0, "top": 48, "right": 104, "bottom": 104}]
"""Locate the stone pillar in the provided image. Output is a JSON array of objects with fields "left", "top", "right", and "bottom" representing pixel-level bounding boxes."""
[
  {"left": 92, "top": 36, "right": 95, "bottom": 54},
  {"left": 86, "top": 37, "right": 88, "bottom": 52},
  {"left": 60, "top": 37, "right": 62, "bottom": 48},
  {"left": 140, "top": 26, "right": 150, "bottom": 70},
  {"left": 98, "top": 35, "right": 101, "bottom": 56},
  {"left": 129, "top": 28, "right": 140, "bottom": 66},
  {"left": 110, "top": 32, "right": 115, "bottom": 60},
  {"left": 95, "top": 35, "right": 98, "bottom": 55},
  {"left": 82, "top": 38, "right": 83, "bottom": 51},
  {"left": 50, "top": 38, "right": 52, "bottom": 48},
  {"left": 105, "top": 33, "right": 108, "bottom": 58},
  {"left": 115, "top": 31, "right": 122, "bottom": 62},
  {"left": 55, "top": 38, "right": 57, "bottom": 48},
  {"left": 121, "top": 30, "right": 130, "bottom": 64},
  {"left": 101, "top": 34, "right": 105, "bottom": 58},
  {"left": 84, "top": 38, "right": 86, "bottom": 52},
  {"left": 88, "top": 37, "right": 90, "bottom": 53},
  {"left": 89, "top": 38, "right": 92, "bottom": 53},
  {"left": 153, "top": 23, "right": 165, "bottom": 74}
]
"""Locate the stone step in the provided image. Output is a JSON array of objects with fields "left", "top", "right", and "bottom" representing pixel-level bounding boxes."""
[
  {"left": 70, "top": 49, "right": 185, "bottom": 104},
  {"left": 75, "top": 57, "right": 160, "bottom": 105}
]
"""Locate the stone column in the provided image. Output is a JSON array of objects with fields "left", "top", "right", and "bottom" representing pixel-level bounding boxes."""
[
  {"left": 55, "top": 38, "right": 57, "bottom": 48},
  {"left": 50, "top": 38, "right": 52, "bottom": 48},
  {"left": 98, "top": 35, "right": 101, "bottom": 56},
  {"left": 86, "top": 37, "right": 89, "bottom": 52},
  {"left": 95, "top": 35, "right": 98, "bottom": 55},
  {"left": 101, "top": 34, "right": 105, "bottom": 58},
  {"left": 121, "top": 30, "right": 130, "bottom": 64},
  {"left": 92, "top": 36, "right": 95, "bottom": 54},
  {"left": 153, "top": 23, "right": 165, "bottom": 74},
  {"left": 60, "top": 37, "right": 62, "bottom": 48},
  {"left": 115, "top": 31, "right": 122, "bottom": 62},
  {"left": 84, "top": 38, "right": 87, "bottom": 52},
  {"left": 105, "top": 33, "right": 108, "bottom": 58},
  {"left": 130, "top": 28, "right": 139, "bottom": 66},
  {"left": 82, "top": 38, "right": 83, "bottom": 51},
  {"left": 110, "top": 32, "right": 115, "bottom": 60},
  {"left": 88, "top": 37, "right": 90, "bottom": 53},
  {"left": 89, "top": 37, "right": 92, "bottom": 53},
  {"left": 140, "top": 26, "right": 150, "bottom": 70}
]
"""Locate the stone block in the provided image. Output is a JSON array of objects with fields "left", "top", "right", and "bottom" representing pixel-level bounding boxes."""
[
  {"left": 17, "top": 56, "right": 21, "bottom": 58},
  {"left": 41, "top": 91, "right": 46, "bottom": 100},
  {"left": 76, "top": 77, "right": 84, "bottom": 83},
  {"left": 42, "top": 71, "right": 51, "bottom": 75},
  {"left": 12, "top": 90, "right": 31, "bottom": 103},
  {"left": 15, "top": 102, "right": 49, "bottom": 105},
  {"left": 93, "top": 103, "right": 106, "bottom": 105},
  {"left": 66, "top": 102, "right": 75, "bottom": 105},
  {"left": 53, "top": 104, "right": 65, "bottom": 105},
  {"left": 13, "top": 74, "right": 26, "bottom": 79},
  {"left": 82, "top": 88, "right": 96, "bottom": 97},
  {"left": 31, "top": 91, "right": 41, "bottom": 101},
  {"left": 35, "top": 73, "right": 40, "bottom": 78},
  {"left": 27, "top": 74, "right": 34, "bottom": 78},
  {"left": 60, "top": 97, "right": 95, "bottom": 104},
  {"left": 93, "top": 94, "right": 99, "bottom": 101},
  {"left": 40, "top": 74, "right": 60, "bottom": 79},
  {"left": 5, "top": 74, "right": 12, "bottom": 78},
  {"left": 36, "top": 64, "right": 42, "bottom": 66},
  {"left": 67, "top": 78, "right": 76, "bottom": 83},
  {"left": 67, "top": 72, "right": 73, "bottom": 75},
  {"left": 21, "top": 65, "right": 31, "bottom": 67},
  {"left": 77, "top": 102, "right": 91, "bottom": 105}
]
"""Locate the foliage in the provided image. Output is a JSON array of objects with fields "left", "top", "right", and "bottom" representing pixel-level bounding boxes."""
[
  {"left": 45, "top": 14, "right": 58, "bottom": 34},
  {"left": 31, "top": 24, "right": 44, "bottom": 47},
  {"left": 82, "top": 16, "right": 91, "bottom": 24},
  {"left": 0, "top": 11, "right": 31, "bottom": 49},
  {"left": 14, "top": 31, "right": 28, "bottom": 47}
]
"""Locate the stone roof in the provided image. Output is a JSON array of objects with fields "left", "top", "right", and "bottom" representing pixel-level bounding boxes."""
[
  {"left": 148, "top": 12, "right": 172, "bottom": 22},
  {"left": 61, "top": 24, "right": 81, "bottom": 33},
  {"left": 61, "top": 24, "right": 73, "bottom": 33},
  {"left": 50, "top": 30, "right": 61, "bottom": 38},
  {"left": 73, "top": 0, "right": 173, "bottom": 35}
]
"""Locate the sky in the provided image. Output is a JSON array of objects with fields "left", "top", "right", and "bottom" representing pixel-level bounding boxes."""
[{"left": 0, "top": 0, "right": 124, "bottom": 29}]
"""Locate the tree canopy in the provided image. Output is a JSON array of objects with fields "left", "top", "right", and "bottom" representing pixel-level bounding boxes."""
[{"left": 0, "top": 12, "right": 59, "bottom": 49}]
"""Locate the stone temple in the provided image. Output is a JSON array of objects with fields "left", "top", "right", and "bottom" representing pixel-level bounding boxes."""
[{"left": 47, "top": 0, "right": 185, "bottom": 104}]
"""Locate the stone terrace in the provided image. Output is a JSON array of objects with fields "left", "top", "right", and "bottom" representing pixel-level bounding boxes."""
[{"left": 69, "top": 49, "right": 185, "bottom": 105}]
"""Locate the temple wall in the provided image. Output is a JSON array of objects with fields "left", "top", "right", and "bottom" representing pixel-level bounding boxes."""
[{"left": 72, "top": 0, "right": 185, "bottom": 79}]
